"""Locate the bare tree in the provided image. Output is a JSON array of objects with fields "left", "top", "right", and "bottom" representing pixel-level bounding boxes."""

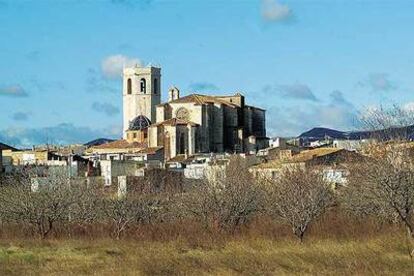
[
  {"left": 181, "top": 156, "right": 264, "bottom": 231},
  {"left": 345, "top": 104, "right": 414, "bottom": 233},
  {"left": 70, "top": 183, "right": 102, "bottom": 228},
  {"left": 342, "top": 146, "right": 414, "bottom": 236},
  {"left": 101, "top": 194, "right": 162, "bottom": 239},
  {"left": 265, "top": 166, "right": 333, "bottom": 242},
  {"left": 0, "top": 170, "right": 82, "bottom": 239},
  {"left": 101, "top": 198, "right": 138, "bottom": 239},
  {"left": 358, "top": 104, "right": 414, "bottom": 141}
]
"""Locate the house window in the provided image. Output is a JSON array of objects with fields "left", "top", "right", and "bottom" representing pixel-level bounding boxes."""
[
  {"left": 127, "top": 78, "right": 132, "bottom": 94},
  {"left": 140, "top": 78, "right": 146, "bottom": 93},
  {"left": 154, "top": 78, "right": 158, "bottom": 94},
  {"left": 133, "top": 133, "right": 137, "bottom": 138}
]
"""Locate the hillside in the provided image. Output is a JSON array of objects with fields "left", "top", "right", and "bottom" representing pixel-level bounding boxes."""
[
  {"left": 299, "top": 125, "right": 414, "bottom": 141},
  {"left": 84, "top": 138, "right": 115, "bottom": 147}
]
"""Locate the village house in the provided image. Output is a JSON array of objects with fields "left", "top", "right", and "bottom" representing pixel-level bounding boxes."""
[
  {"left": 84, "top": 139, "right": 164, "bottom": 164},
  {"left": 0, "top": 142, "right": 19, "bottom": 174},
  {"left": 250, "top": 147, "right": 364, "bottom": 186},
  {"left": 1, "top": 147, "right": 64, "bottom": 167}
]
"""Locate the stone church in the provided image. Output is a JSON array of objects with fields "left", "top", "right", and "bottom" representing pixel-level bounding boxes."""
[{"left": 123, "top": 65, "right": 268, "bottom": 160}]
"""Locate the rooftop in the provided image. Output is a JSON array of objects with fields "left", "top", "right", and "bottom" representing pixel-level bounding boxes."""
[
  {"left": 161, "top": 93, "right": 239, "bottom": 108},
  {"left": 92, "top": 139, "right": 147, "bottom": 150},
  {"left": 152, "top": 118, "right": 198, "bottom": 127},
  {"left": 253, "top": 147, "right": 345, "bottom": 169},
  {"left": 290, "top": 148, "right": 343, "bottom": 163},
  {"left": 137, "top": 146, "right": 163, "bottom": 155},
  {"left": 128, "top": 115, "right": 151, "bottom": 131},
  {"left": 253, "top": 159, "right": 283, "bottom": 169}
]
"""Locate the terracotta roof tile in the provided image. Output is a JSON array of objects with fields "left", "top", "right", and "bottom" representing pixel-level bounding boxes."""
[{"left": 290, "top": 148, "right": 343, "bottom": 162}]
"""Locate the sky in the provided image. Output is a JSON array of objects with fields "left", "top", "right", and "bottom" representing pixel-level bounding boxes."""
[{"left": 1, "top": 0, "right": 414, "bottom": 147}]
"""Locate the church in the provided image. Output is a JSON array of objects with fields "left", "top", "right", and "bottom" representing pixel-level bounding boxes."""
[{"left": 122, "top": 65, "right": 268, "bottom": 161}]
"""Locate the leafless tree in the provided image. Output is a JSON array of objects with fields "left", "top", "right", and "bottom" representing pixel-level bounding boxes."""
[
  {"left": 343, "top": 104, "right": 414, "bottom": 266},
  {"left": 181, "top": 156, "right": 264, "bottom": 231},
  {"left": 101, "top": 194, "right": 162, "bottom": 239},
  {"left": 358, "top": 104, "right": 414, "bottom": 141},
  {"left": 265, "top": 166, "right": 333, "bottom": 242},
  {"left": 70, "top": 183, "right": 102, "bottom": 228},
  {"left": 344, "top": 105, "right": 414, "bottom": 232},
  {"left": 342, "top": 147, "right": 414, "bottom": 236},
  {"left": 0, "top": 170, "right": 82, "bottom": 239}
]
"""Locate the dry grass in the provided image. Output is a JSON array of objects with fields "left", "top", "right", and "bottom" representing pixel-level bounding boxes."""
[
  {"left": 0, "top": 233, "right": 412, "bottom": 275},
  {"left": 0, "top": 213, "right": 410, "bottom": 275}
]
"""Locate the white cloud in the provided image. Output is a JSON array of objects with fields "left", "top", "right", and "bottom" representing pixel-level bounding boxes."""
[
  {"left": 329, "top": 90, "right": 354, "bottom": 109},
  {"left": 189, "top": 82, "right": 219, "bottom": 92},
  {"left": 12, "top": 112, "right": 30, "bottom": 121},
  {"left": 263, "top": 83, "right": 318, "bottom": 101},
  {"left": 266, "top": 92, "right": 357, "bottom": 137},
  {"left": 0, "top": 85, "right": 28, "bottom": 97},
  {"left": 261, "top": 0, "right": 292, "bottom": 22},
  {"left": 101, "top": 54, "right": 142, "bottom": 79},
  {"left": 92, "top": 102, "right": 120, "bottom": 116},
  {"left": 359, "top": 73, "right": 397, "bottom": 92}
]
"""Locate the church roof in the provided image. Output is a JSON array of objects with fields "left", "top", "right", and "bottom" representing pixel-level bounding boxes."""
[
  {"left": 128, "top": 115, "right": 151, "bottom": 131},
  {"left": 152, "top": 118, "right": 198, "bottom": 127},
  {"left": 164, "top": 94, "right": 238, "bottom": 108}
]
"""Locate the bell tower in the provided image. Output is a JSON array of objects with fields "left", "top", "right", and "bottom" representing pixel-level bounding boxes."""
[{"left": 122, "top": 65, "right": 161, "bottom": 138}]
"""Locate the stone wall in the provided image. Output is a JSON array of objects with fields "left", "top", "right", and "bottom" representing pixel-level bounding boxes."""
[
  {"left": 252, "top": 108, "right": 266, "bottom": 137},
  {"left": 212, "top": 104, "right": 224, "bottom": 152}
]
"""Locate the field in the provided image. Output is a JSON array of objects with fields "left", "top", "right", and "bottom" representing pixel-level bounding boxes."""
[{"left": 0, "top": 233, "right": 412, "bottom": 275}]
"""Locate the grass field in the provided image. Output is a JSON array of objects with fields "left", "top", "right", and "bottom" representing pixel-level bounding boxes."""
[{"left": 0, "top": 234, "right": 412, "bottom": 275}]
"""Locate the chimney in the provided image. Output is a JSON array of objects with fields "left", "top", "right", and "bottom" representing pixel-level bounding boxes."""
[{"left": 168, "top": 87, "right": 180, "bottom": 102}]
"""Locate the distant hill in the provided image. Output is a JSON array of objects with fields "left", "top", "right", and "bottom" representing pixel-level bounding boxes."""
[
  {"left": 0, "top": 142, "right": 19, "bottom": 151},
  {"left": 299, "top": 127, "right": 347, "bottom": 140},
  {"left": 299, "top": 125, "right": 414, "bottom": 141},
  {"left": 84, "top": 138, "right": 115, "bottom": 147}
]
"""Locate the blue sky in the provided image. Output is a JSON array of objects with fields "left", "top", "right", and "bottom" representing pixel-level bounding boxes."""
[{"left": 1, "top": 0, "right": 414, "bottom": 147}]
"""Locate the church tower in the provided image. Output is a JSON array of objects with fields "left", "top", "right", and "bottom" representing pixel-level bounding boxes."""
[{"left": 122, "top": 65, "right": 161, "bottom": 138}]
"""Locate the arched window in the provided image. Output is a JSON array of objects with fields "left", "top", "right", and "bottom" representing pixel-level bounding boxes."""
[
  {"left": 140, "top": 78, "right": 146, "bottom": 93},
  {"left": 127, "top": 78, "right": 132, "bottom": 94},
  {"left": 153, "top": 78, "right": 158, "bottom": 94}
]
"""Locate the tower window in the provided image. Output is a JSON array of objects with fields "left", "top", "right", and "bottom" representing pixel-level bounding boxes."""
[
  {"left": 127, "top": 78, "right": 132, "bottom": 94},
  {"left": 154, "top": 78, "right": 158, "bottom": 94},
  {"left": 140, "top": 78, "right": 146, "bottom": 93}
]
